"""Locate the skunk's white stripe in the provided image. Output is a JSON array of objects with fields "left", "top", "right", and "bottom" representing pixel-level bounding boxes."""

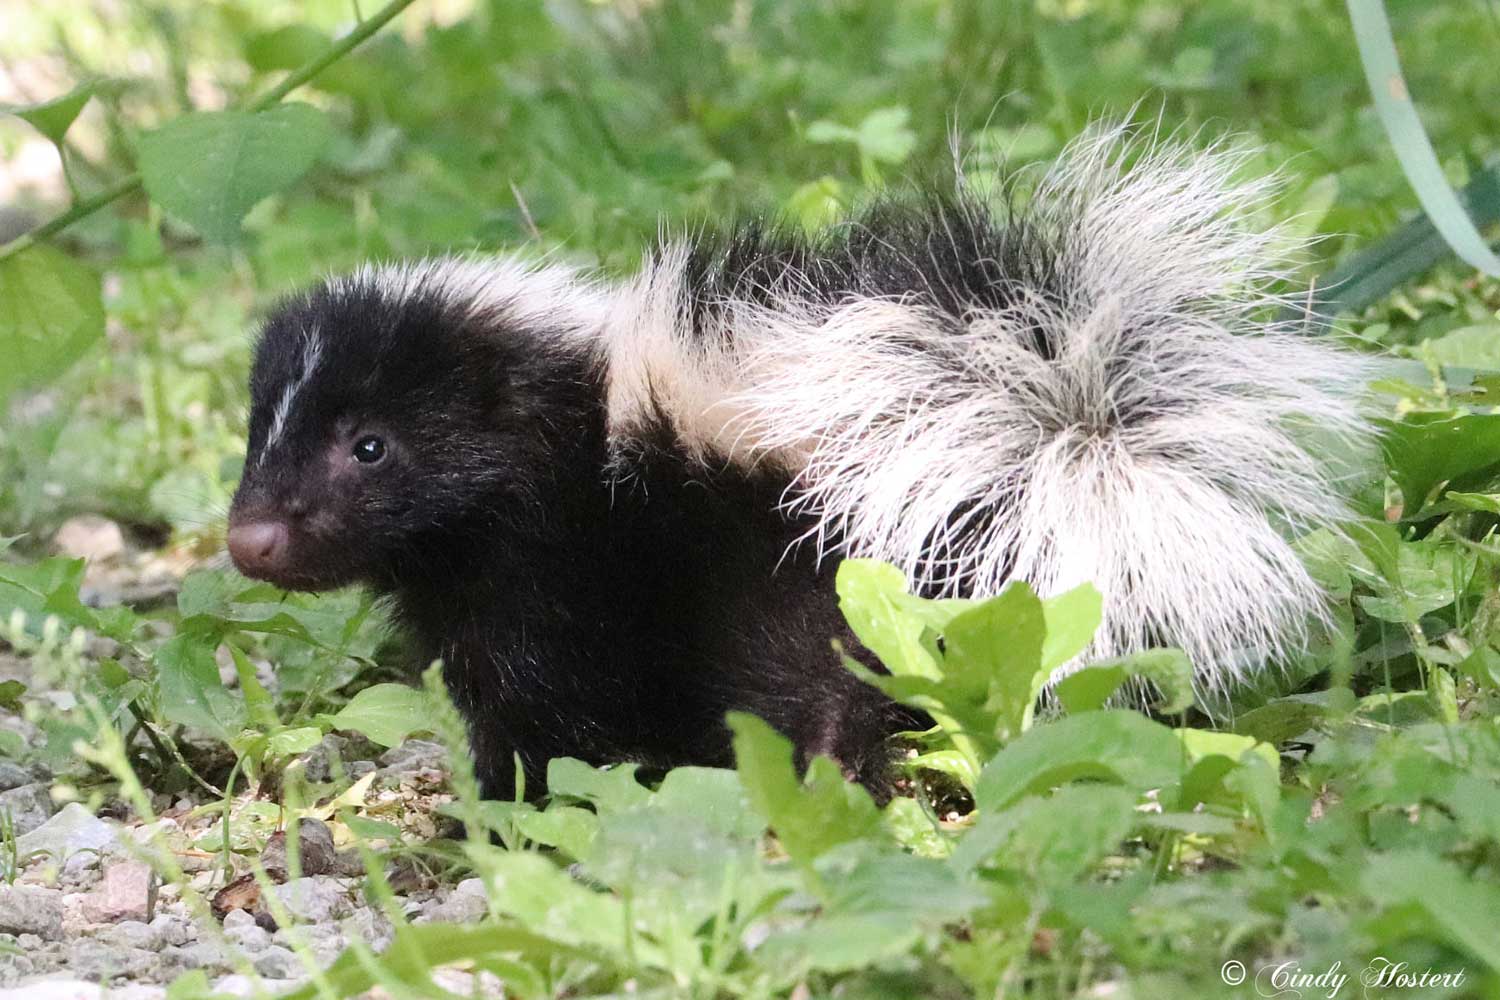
[{"left": 261, "top": 326, "right": 324, "bottom": 465}]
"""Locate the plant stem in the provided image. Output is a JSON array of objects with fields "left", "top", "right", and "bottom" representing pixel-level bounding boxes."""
[{"left": 0, "top": 0, "right": 421, "bottom": 263}]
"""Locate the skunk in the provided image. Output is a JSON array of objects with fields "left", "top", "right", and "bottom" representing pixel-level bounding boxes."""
[{"left": 227, "top": 127, "right": 1375, "bottom": 798}]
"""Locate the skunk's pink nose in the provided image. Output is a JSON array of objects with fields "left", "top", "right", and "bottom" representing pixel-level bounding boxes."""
[{"left": 227, "top": 521, "right": 290, "bottom": 579}]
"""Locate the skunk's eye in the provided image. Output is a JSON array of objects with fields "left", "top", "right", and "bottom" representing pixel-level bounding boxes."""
[{"left": 352, "top": 435, "right": 387, "bottom": 465}]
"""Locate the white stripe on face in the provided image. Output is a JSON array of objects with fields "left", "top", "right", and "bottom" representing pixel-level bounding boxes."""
[{"left": 259, "top": 326, "right": 324, "bottom": 467}]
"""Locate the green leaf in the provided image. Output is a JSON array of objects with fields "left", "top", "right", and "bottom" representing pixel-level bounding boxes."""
[
  {"left": 137, "top": 104, "right": 333, "bottom": 243},
  {"left": 1054, "top": 665, "right": 1128, "bottom": 714},
  {"left": 545, "top": 758, "right": 652, "bottom": 813},
  {"left": 153, "top": 635, "right": 246, "bottom": 742},
  {"left": 1379, "top": 414, "right": 1500, "bottom": 517},
  {"left": 974, "top": 710, "right": 1187, "bottom": 813},
  {"left": 0, "top": 246, "right": 105, "bottom": 409},
  {"left": 945, "top": 582, "right": 1047, "bottom": 741},
  {"left": 1418, "top": 323, "right": 1500, "bottom": 370},
  {"left": 6, "top": 82, "right": 94, "bottom": 145},
  {"left": 267, "top": 726, "right": 323, "bottom": 757},
  {"left": 321, "top": 684, "right": 431, "bottom": 748},
  {"left": 729, "top": 712, "right": 883, "bottom": 867}
]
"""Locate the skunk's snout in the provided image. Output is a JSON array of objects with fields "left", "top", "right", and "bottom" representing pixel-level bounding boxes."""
[{"left": 227, "top": 520, "right": 291, "bottom": 581}]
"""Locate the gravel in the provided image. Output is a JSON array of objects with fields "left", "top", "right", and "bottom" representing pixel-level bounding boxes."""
[{"left": 0, "top": 737, "right": 486, "bottom": 994}]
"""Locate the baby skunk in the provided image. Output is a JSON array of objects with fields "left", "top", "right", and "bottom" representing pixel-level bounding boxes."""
[{"left": 227, "top": 127, "right": 1375, "bottom": 799}]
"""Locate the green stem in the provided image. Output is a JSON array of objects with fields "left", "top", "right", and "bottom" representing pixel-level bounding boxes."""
[{"left": 0, "top": 0, "right": 421, "bottom": 263}]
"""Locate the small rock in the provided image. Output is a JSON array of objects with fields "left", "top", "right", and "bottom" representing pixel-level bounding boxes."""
[
  {"left": 15, "top": 802, "right": 120, "bottom": 860},
  {"left": 347, "top": 759, "right": 377, "bottom": 780},
  {"left": 377, "top": 739, "right": 447, "bottom": 776},
  {"left": 261, "top": 818, "right": 340, "bottom": 881},
  {"left": 162, "top": 940, "right": 232, "bottom": 974},
  {"left": 105, "top": 919, "right": 160, "bottom": 951},
  {"left": 271, "top": 877, "right": 352, "bottom": 923},
  {"left": 65, "top": 940, "right": 158, "bottom": 980},
  {"left": 227, "top": 921, "right": 272, "bottom": 953},
  {"left": 149, "top": 912, "right": 193, "bottom": 947},
  {"left": 253, "top": 944, "right": 305, "bottom": 980},
  {"left": 0, "top": 762, "right": 33, "bottom": 793},
  {"left": 296, "top": 734, "right": 348, "bottom": 783},
  {"left": 222, "top": 907, "right": 256, "bottom": 932},
  {"left": 455, "top": 877, "right": 487, "bottom": 899},
  {"left": 418, "top": 890, "right": 485, "bottom": 924},
  {"left": 208, "top": 975, "right": 258, "bottom": 998},
  {"left": 53, "top": 515, "right": 126, "bottom": 563},
  {"left": 80, "top": 860, "right": 157, "bottom": 923},
  {"left": 0, "top": 782, "right": 53, "bottom": 836},
  {"left": 344, "top": 906, "right": 393, "bottom": 952},
  {"left": 0, "top": 884, "right": 64, "bottom": 939}
]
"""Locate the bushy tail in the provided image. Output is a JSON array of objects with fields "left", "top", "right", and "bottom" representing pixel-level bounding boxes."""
[{"left": 732, "top": 125, "right": 1377, "bottom": 694}]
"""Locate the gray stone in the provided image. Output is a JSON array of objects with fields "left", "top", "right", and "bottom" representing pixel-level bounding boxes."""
[
  {"left": 149, "top": 913, "right": 193, "bottom": 947},
  {"left": 208, "top": 975, "right": 258, "bottom": 998},
  {"left": 253, "top": 944, "right": 306, "bottom": 980},
  {"left": 15, "top": 802, "right": 120, "bottom": 860},
  {"left": 344, "top": 906, "right": 393, "bottom": 952},
  {"left": 0, "top": 763, "right": 33, "bottom": 793},
  {"left": 419, "top": 890, "right": 486, "bottom": 924},
  {"left": 0, "top": 885, "right": 64, "bottom": 939},
  {"left": 162, "top": 940, "right": 232, "bottom": 973},
  {"left": 270, "top": 877, "right": 352, "bottom": 923},
  {"left": 455, "top": 877, "right": 487, "bottom": 898},
  {"left": 222, "top": 906, "right": 256, "bottom": 931},
  {"left": 0, "top": 783, "right": 52, "bottom": 836},
  {"left": 105, "top": 919, "right": 160, "bottom": 951},
  {"left": 376, "top": 739, "right": 447, "bottom": 776},
  {"left": 65, "top": 940, "right": 158, "bottom": 980},
  {"left": 80, "top": 859, "right": 156, "bottom": 923},
  {"left": 226, "top": 922, "right": 271, "bottom": 953}
]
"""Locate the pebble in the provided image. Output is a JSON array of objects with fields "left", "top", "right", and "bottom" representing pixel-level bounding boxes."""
[
  {"left": 64, "top": 942, "right": 158, "bottom": 981},
  {"left": 0, "top": 783, "right": 53, "bottom": 836},
  {"left": 0, "top": 885, "right": 64, "bottom": 939},
  {"left": 270, "top": 877, "right": 352, "bottom": 923},
  {"left": 252, "top": 944, "right": 305, "bottom": 980},
  {"left": 15, "top": 803, "right": 120, "bottom": 860},
  {"left": 106, "top": 920, "right": 160, "bottom": 951},
  {"left": 52, "top": 515, "right": 126, "bottom": 563},
  {"left": 225, "top": 922, "right": 271, "bottom": 954},
  {"left": 80, "top": 860, "right": 156, "bottom": 923},
  {"left": 0, "top": 762, "right": 34, "bottom": 793},
  {"left": 148, "top": 913, "right": 193, "bottom": 947},
  {"left": 376, "top": 739, "right": 447, "bottom": 777}
]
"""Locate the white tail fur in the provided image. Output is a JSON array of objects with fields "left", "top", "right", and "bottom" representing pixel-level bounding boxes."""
[{"left": 693, "top": 125, "right": 1378, "bottom": 694}]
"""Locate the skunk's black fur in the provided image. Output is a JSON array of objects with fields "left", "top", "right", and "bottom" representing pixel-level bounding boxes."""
[
  {"left": 229, "top": 129, "right": 1374, "bottom": 799},
  {"left": 232, "top": 259, "right": 922, "bottom": 798}
]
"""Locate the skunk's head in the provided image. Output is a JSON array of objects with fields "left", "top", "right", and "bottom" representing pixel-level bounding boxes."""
[{"left": 227, "top": 260, "right": 606, "bottom": 591}]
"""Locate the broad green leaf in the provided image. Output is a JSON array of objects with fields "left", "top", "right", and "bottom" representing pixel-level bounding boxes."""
[
  {"left": 1361, "top": 851, "right": 1500, "bottom": 969},
  {"left": 729, "top": 712, "right": 883, "bottom": 867},
  {"left": 321, "top": 684, "right": 431, "bottom": 748},
  {"left": 651, "top": 766, "right": 762, "bottom": 840},
  {"left": 952, "top": 785, "right": 1139, "bottom": 881},
  {"left": 514, "top": 806, "right": 598, "bottom": 861},
  {"left": 1054, "top": 665, "right": 1128, "bottom": 714},
  {"left": 154, "top": 635, "right": 246, "bottom": 742},
  {"left": 545, "top": 758, "right": 651, "bottom": 813},
  {"left": 6, "top": 82, "right": 94, "bottom": 145},
  {"left": 975, "top": 710, "right": 1187, "bottom": 812},
  {"left": 137, "top": 104, "right": 332, "bottom": 242},
  {"left": 944, "top": 582, "right": 1047, "bottom": 740},
  {"left": 1038, "top": 583, "right": 1103, "bottom": 674},
  {"left": 1231, "top": 699, "right": 1327, "bottom": 744},
  {"left": 267, "top": 726, "right": 323, "bottom": 757},
  {"left": 1419, "top": 324, "right": 1500, "bottom": 370},
  {"left": 1379, "top": 414, "right": 1500, "bottom": 516},
  {"left": 0, "top": 246, "right": 104, "bottom": 409}
]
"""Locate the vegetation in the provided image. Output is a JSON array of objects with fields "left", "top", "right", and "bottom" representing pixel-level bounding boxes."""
[{"left": 1, "top": 1, "right": 1499, "bottom": 996}]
